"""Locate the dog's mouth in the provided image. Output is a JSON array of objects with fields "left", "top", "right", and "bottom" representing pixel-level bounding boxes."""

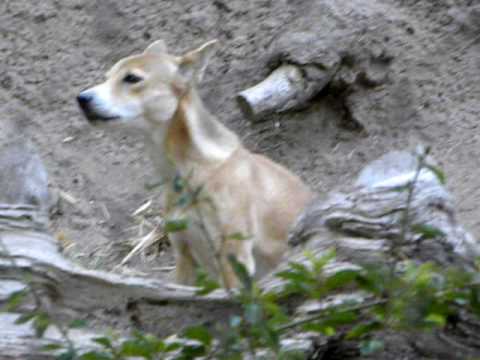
[
  {"left": 83, "top": 111, "right": 120, "bottom": 123},
  {"left": 77, "top": 99, "right": 121, "bottom": 123}
]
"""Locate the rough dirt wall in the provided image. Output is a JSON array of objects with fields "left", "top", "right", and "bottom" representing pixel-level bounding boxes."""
[{"left": 1, "top": 0, "right": 479, "bottom": 275}]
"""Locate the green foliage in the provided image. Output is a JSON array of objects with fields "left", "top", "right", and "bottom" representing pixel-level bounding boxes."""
[
  {"left": 228, "top": 255, "right": 254, "bottom": 293},
  {"left": 227, "top": 232, "right": 250, "bottom": 241},
  {"left": 183, "top": 326, "right": 213, "bottom": 347},
  {"left": 276, "top": 249, "right": 360, "bottom": 299},
  {"left": 92, "top": 337, "right": 113, "bottom": 349},
  {"left": 195, "top": 269, "right": 221, "bottom": 296},
  {"left": 14, "top": 312, "right": 36, "bottom": 325},
  {"left": 79, "top": 352, "right": 112, "bottom": 360},
  {"left": 57, "top": 350, "right": 78, "bottom": 360},
  {"left": 411, "top": 224, "right": 445, "bottom": 239},
  {"left": 347, "top": 321, "right": 383, "bottom": 339},
  {"left": 33, "top": 312, "right": 51, "bottom": 337},
  {"left": 425, "top": 164, "right": 446, "bottom": 185},
  {"left": 9, "top": 247, "right": 480, "bottom": 359},
  {"left": 40, "top": 343, "right": 64, "bottom": 352},
  {"left": 164, "top": 219, "right": 189, "bottom": 233},
  {"left": 4, "top": 289, "right": 28, "bottom": 312},
  {"left": 69, "top": 319, "right": 88, "bottom": 329}
]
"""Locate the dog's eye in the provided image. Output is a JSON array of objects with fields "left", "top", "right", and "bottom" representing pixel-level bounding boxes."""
[{"left": 123, "top": 73, "right": 143, "bottom": 84}]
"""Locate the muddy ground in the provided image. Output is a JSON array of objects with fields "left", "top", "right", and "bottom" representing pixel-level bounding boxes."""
[{"left": 1, "top": 0, "right": 479, "bottom": 284}]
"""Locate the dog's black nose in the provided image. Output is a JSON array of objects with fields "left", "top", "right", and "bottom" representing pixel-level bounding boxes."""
[{"left": 77, "top": 92, "right": 93, "bottom": 109}]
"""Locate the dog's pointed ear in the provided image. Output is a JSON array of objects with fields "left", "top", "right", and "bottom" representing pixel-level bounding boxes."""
[
  {"left": 144, "top": 40, "right": 168, "bottom": 55},
  {"left": 178, "top": 39, "right": 218, "bottom": 83}
]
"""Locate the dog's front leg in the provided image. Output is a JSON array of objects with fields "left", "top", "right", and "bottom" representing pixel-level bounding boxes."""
[
  {"left": 171, "top": 238, "right": 197, "bottom": 286},
  {"left": 219, "top": 240, "right": 256, "bottom": 289}
]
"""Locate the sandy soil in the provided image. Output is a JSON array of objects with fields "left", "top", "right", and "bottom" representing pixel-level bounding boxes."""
[{"left": 1, "top": 0, "right": 479, "bottom": 282}]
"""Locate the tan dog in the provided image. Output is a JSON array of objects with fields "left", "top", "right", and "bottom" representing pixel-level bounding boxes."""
[{"left": 77, "top": 40, "right": 312, "bottom": 288}]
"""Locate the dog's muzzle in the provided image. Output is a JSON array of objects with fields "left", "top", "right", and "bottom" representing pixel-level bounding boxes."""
[{"left": 77, "top": 91, "right": 118, "bottom": 123}]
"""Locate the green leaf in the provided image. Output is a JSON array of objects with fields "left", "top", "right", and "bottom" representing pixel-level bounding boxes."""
[
  {"left": 289, "top": 262, "right": 311, "bottom": 275},
  {"left": 425, "top": 313, "right": 446, "bottom": 327},
  {"left": 347, "top": 321, "right": 383, "bottom": 339},
  {"left": 324, "top": 310, "right": 358, "bottom": 327},
  {"left": 469, "top": 287, "right": 480, "bottom": 315},
  {"left": 144, "top": 180, "right": 163, "bottom": 191},
  {"left": 79, "top": 351, "right": 113, "bottom": 360},
  {"left": 165, "top": 342, "right": 182, "bottom": 352},
  {"left": 276, "top": 261, "right": 314, "bottom": 284},
  {"left": 4, "top": 290, "right": 27, "bottom": 311},
  {"left": 184, "top": 326, "right": 213, "bottom": 347},
  {"left": 14, "top": 312, "right": 36, "bottom": 325},
  {"left": 245, "top": 303, "right": 263, "bottom": 325},
  {"left": 180, "top": 344, "right": 206, "bottom": 358},
  {"left": 40, "top": 343, "right": 64, "bottom": 352},
  {"left": 275, "top": 269, "right": 309, "bottom": 283},
  {"left": 195, "top": 270, "right": 220, "bottom": 296},
  {"left": 228, "top": 254, "right": 253, "bottom": 292},
  {"left": 175, "top": 190, "right": 200, "bottom": 208},
  {"left": 226, "top": 232, "right": 250, "bottom": 241},
  {"left": 190, "top": 185, "right": 204, "bottom": 202},
  {"left": 307, "top": 248, "right": 336, "bottom": 274},
  {"left": 411, "top": 224, "right": 445, "bottom": 239},
  {"left": 325, "top": 269, "right": 360, "bottom": 290},
  {"left": 92, "top": 337, "right": 113, "bottom": 349},
  {"left": 391, "top": 184, "right": 410, "bottom": 192},
  {"left": 355, "top": 265, "right": 390, "bottom": 295},
  {"left": 56, "top": 349, "right": 77, "bottom": 360},
  {"left": 176, "top": 195, "right": 190, "bottom": 207},
  {"left": 303, "top": 311, "right": 358, "bottom": 336},
  {"left": 360, "top": 339, "right": 384, "bottom": 356},
  {"left": 120, "top": 340, "right": 151, "bottom": 358},
  {"left": 69, "top": 319, "right": 88, "bottom": 328},
  {"left": 323, "top": 326, "right": 336, "bottom": 336},
  {"left": 137, "top": 334, "right": 166, "bottom": 353},
  {"left": 279, "top": 350, "right": 308, "bottom": 360},
  {"left": 33, "top": 313, "right": 50, "bottom": 338},
  {"left": 164, "top": 219, "right": 189, "bottom": 233},
  {"left": 263, "top": 299, "right": 289, "bottom": 326},
  {"left": 425, "top": 164, "right": 446, "bottom": 185},
  {"left": 173, "top": 175, "right": 185, "bottom": 193},
  {"left": 303, "top": 322, "right": 336, "bottom": 336},
  {"left": 195, "top": 282, "right": 220, "bottom": 296}
]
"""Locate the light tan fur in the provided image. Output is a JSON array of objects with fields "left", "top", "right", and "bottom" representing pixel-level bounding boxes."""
[{"left": 77, "top": 39, "right": 312, "bottom": 288}]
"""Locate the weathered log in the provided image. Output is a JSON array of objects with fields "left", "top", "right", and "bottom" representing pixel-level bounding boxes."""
[
  {"left": 237, "top": 3, "right": 394, "bottom": 124},
  {"left": 0, "top": 312, "right": 105, "bottom": 360},
  {"left": 287, "top": 150, "right": 480, "bottom": 359},
  {"left": 290, "top": 150, "right": 479, "bottom": 264},
  {"left": 237, "top": 63, "right": 335, "bottom": 121},
  {"left": 2, "top": 138, "right": 480, "bottom": 359}
]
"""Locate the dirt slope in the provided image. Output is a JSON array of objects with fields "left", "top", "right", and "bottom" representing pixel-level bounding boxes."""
[{"left": 1, "top": 0, "right": 479, "bottom": 276}]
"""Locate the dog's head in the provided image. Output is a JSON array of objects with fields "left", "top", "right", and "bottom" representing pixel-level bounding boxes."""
[{"left": 77, "top": 39, "right": 217, "bottom": 127}]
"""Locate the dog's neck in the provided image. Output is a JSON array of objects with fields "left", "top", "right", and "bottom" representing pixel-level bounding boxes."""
[{"left": 145, "top": 86, "right": 240, "bottom": 186}]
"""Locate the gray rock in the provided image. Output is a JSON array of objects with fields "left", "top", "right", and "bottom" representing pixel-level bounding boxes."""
[{"left": 0, "top": 119, "right": 50, "bottom": 214}]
